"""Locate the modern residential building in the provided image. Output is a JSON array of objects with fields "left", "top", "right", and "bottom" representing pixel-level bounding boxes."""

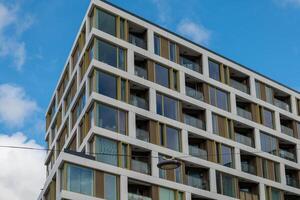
[{"left": 38, "top": 0, "right": 300, "bottom": 200}]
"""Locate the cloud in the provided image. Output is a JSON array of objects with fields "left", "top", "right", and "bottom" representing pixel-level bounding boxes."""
[
  {"left": 177, "top": 19, "right": 211, "bottom": 45},
  {"left": 0, "top": 132, "right": 45, "bottom": 200},
  {"left": 0, "top": 84, "right": 38, "bottom": 127},
  {"left": 0, "top": 2, "right": 34, "bottom": 71},
  {"left": 151, "top": 0, "right": 172, "bottom": 24},
  {"left": 275, "top": 0, "right": 300, "bottom": 7}
]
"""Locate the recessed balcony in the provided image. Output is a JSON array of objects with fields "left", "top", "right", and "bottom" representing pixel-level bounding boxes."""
[
  {"left": 234, "top": 122, "right": 254, "bottom": 147},
  {"left": 129, "top": 82, "right": 149, "bottom": 110},
  {"left": 179, "top": 45, "right": 202, "bottom": 73},
  {"left": 239, "top": 180, "right": 259, "bottom": 200},
  {"left": 134, "top": 54, "right": 148, "bottom": 80},
  {"left": 128, "top": 21, "right": 147, "bottom": 49},
  {"left": 285, "top": 167, "right": 300, "bottom": 189},
  {"left": 229, "top": 68, "right": 250, "bottom": 94},
  {"left": 280, "top": 115, "right": 296, "bottom": 137},
  {"left": 185, "top": 75, "right": 204, "bottom": 101},
  {"left": 128, "top": 179, "right": 152, "bottom": 200},
  {"left": 188, "top": 133, "right": 208, "bottom": 160},
  {"left": 131, "top": 146, "right": 151, "bottom": 175},
  {"left": 236, "top": 98, "right": 253, "bottom": 121},
  {"left": 273, "top": 89, "right": 291, "bottom": 112},
  {"left": 182, "top": 103, "right": 206, "bottom": 130},
  {"left": 136, "top": 116, "right": 150, "bottom": 142},
  {"left": 279, "top": 140, "right": 297, "bottom": 162},
  {"left": 240, "top": 152, "right": 257, "bottom": 175},
  {"left": 185, "top": 164, "right": 209, "bottom": 190}
]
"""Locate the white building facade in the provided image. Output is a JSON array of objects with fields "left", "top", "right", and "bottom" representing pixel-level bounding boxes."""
[{"left": 38, "top": 0, "right": 300, "bottom": 200}]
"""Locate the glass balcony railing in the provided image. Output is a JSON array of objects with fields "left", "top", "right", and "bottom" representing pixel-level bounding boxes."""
[
  {"left": 134, "top": 65, "right": 148, "bottom": 79},
  {"left": 281, "top": 125, "right": 294, "bottom": 137},
  {"left": 239, "top": 191, "right": 259, "bottom": 200},
  {"left": 136, "top": 128, "right": 149, "bottom": 142},
  {"left": 286, "top": 176, "right": 299, "bottom": 188},
  {"left": 189, "top": 145, "right": 208, "bottom": 160},
  {"left": 237, "top": 107, "right": 252, "bottom": 120},
  {"left": 130, "top": 95, "right": 148, "bottom": 110},
  {"left": 128, "top": 193, "right": 152, "bottom": 200},
  {"left": 274, "top": 98, "right": 290, "bottom": 112},
  {"left": 131, "top": 159, "right": 150, "bottom": 174},
  {"left": 183, "top": 114, "right": 205, "bottom": 130},
  {"left": 279, "top": 149, "right": 296, "bottom": 162},
  {"left": 230, "top": 78, "right": 249, "bottom": 93},
  {"left": 186, "top": 174, "right": 208, "bottom": 190},
  {"left": 185, "top": 86, "right": 204, "bottom": 101},
  {"left": 235, "top": 132, "right": 253, "bottom": 147},
  {"left": 241, "top": 162, "right": 256, "bottom": 175},
  {"left": 180, "top": 56, "right": 200, "bottom": 72},
  {"left": 129, "top": 34, "right": 147, "bottom": 49}
]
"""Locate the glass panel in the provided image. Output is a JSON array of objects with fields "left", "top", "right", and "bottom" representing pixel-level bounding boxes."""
[
  {"left": 212, "top": 114, "right": 219, "bottom": 135},
  {"left": 98, "top": 40, "right": 117, "bottom": 67},
  {"left": 120, "top": 18, "right": 125, "bottom": 40},
  {"left": 221, "top": 145, "right": 233, "bottom": 168},
  {"left": 118, "top": 110, "right": 126, "bottom": 135},
  {"left": 265, "top": 86, "right": 274, "bottom": 104},
  {"left": 121, "top": 79, "right": 126, "bottom": 102},
  {"left": 173, "top": 71, "right": 178, "bottom": 90},
  {"left": 260, "top": 132, "right": 277, "bottom": 155},
  {"left": 121, "top": 144, "right": 127, "bottom": 168},
  {"left": 209, "top": 60, "right": 220, "bottom": 81},
  {"left": 95, "top": 136, "right": 118, "bottom": 166},
  {"left": 271, "top": 188, "right": 281, "bottom": 200},
  {"left": 156, "top": 94, "right": 163, "bottom": 115},
  {"left": 222, "top": 173, "right": 236, "bottom": 197},
  {"left": 154, "top": 35, "right": 161, "bottom": 55},
  {"left": 166, "top": 126, "right": 180, "bottom": 151},
  {"left": 209, "top": 87, "right": 216, "bottom": 107},
  {"left": 255, "top": 81, "right": 261, "bottom": 99},
  {"left": 216, "top": 89, "right": 229, "bottom": 111},
  {"left": 104, "top": 173, "right": 117, "bottom": 200},
  {"left": 98, "top": 9, "right": 116, "bottom": 36},
  {"left": 98, "top": 71, "right": 117, "bottom": 99},
  {"left": 159, "top": 187, "right": 175, "bottom": 200},
  {"left": 159, "top": 155, "right": 166, "bottom": 179},
  {"left": 67, "top": 164, "right": 93, "bottom": 196},
  {"left": 163, "top": 95, "right": 178, "bottom": 120},
  {"left": 169, "top": 42, "right": 176, "bottom": 62},
  {"left": 155, "top": 64, "right": 169, "bottom": 88},
  {"left": 98, "top": 103, "right": 117, "bottom": 132},
  {"left": 263, "top": 109, "right": 274, "bottom": 128},
  {"left": 118, "top": 48, "right": 126, "bottom": 70}
]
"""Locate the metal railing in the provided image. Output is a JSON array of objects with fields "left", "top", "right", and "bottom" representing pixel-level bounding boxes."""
[
  {"left": 186, "top": 174, "right": 208, "bottom": 190},
  {"left": 131, "top": 159, "right": 150, "bottom": 174},
  {"left": 185, "top": 86, "right": 204, "bottom": 101},
  {"left": 136, "top": 128, "right": 150, "bottom": 142},
  {"left": 183, "top": 114, "right": 205, "bottom": 129},
  {"left": 129, "top": 34, "right": 147, "bottom": 49},
  {"left": 128, "top": 193, "right": 152, "bottom": 200},
  {"left": 274, "top": 98, "right": 290, "bottom": 111},
  {"left": 279, "top": 149, "right": 296, "bottom": 162},
  {"left": 281, "top": 125, "right": 294, "bottom": 137},
  {"left": 239, "top": 191, "right": 259, "bottom": 200},
  {"left": 235, "top": 132, "right": 253, "bottom": 147},
  {"left": 134, "top": 65, "right": 148, "bottom": 79},
  {"left": 237, "top": 107, "right": 252, "bottom": 120},
  {"left": 189, "top": 145, "right": 208, "bottom": 160},
  {"left": 180, "top": 56, "right": 200, "bottom": 72},
  {"left": 286, "top": 176, "right": 299, "bottom": 188},
  {"left": 230, "top": 78, "right": 249, "bottom": 93},
  {"left": 130, "top": 95, "right": 148, "bottom": 110},
  {"left": 241, "top": 162, "right": 256, "bottom": 174}
]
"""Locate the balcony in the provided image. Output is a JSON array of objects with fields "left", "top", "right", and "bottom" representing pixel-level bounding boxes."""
[
  {"left": 128, "top": 193, "right": 152, "bottom": 200},
  {"left": 186, "top": 174, "right": 208, "bottom": 190},
  {"left": 129, "top": 34, "right": 147, "bottom": 49},
  {"left": 131, "top": 159, "right": 150, "bottom": 175},
  {"left": 281, "top": 125, "right": 294, "bottom": 137},
  {"left": 236, "top": 132, "right": 253, "bottom": 147},
  {"left": 189, "top": 145, "right": 208, "bottom": 160},
  {"left": 279, "top": 149, "right": 296, "bottom": 162},
  {"left": 180, "top": 56, "right": 201, "bottom": 72},
  {"left": 135, "top": 65, "right": 148, "bottom": 79},
  {"left": 230, "top": 78, "right": 249, "bottom": 93},
  {"left": 286, "top": 176, "right": 299, "bottom": 188},
  {"left": 184, "top": 113, "right": 205, "bottom": 129},
  {"left": 130, "top": 95, "right": 148, "bottom": 110},
  {"left": 136, "top": 128, "right": 149, "bottom": 142},
  {"left": 130, "top": 83, "right": 149, "bottom": 110},
  {"left": 186, "top": 85, "right": 204, "bottom": 101},
  {"left": 239, "top": 191, "right": 259, "bottom": 200},
  {"left": 241, "top": 162, "right": 256, "bottom": 175},
  {"left": 237, "top": 107, "right": 252, "bottom": 120},
  {"left": 274, "top": 97, "right": 290, "bottom": 112}
]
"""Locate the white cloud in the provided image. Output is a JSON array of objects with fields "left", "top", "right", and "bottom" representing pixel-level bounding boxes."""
[
  {"left": 151, "top": 0, "right": 172, "bottom": 24},
  {"left": 177, "top": 19, "right": 211, "bottom": 45},
  {"left": 0, "top": 84, "right": 38, "bottom": 127},
  {"left": 0, "top": 3, "right": 33, "bottom": 71},
  {"left": 0, "top": 132, "right": 45, "bottom": 200},
  {"left": 275, "top": 0, "right": 300, "bottom": 7}
]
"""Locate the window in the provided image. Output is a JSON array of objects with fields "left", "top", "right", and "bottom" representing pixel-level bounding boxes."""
[
  {"left": 98, "top": 71, "right": 117, "bottom": 99},
  {"left": 265, "top": 186, "right": 282, "bottom": 200},
  {"left": 260, "top": 132, "right": 277, "bottom": 155},
  {"left": 104, "top": 174, "right": 118, "bottom": 200},
  {"left": 159, "top": 187, "right": 175, "bottom": 200},
  {"left": 156, "top": 93, "right": 179, "bottom": 120},
  {"left": 262, "top": 159, "right": 280, "bottom": 182},
  {"left": 154, "top": 35, "right": 161, "bottom": 55},
  {"left": 97, "top": 103, "right": 127, "bottom": 134},
  {"left": 216, "top": 172, "right": 237, "bottom": 198},
  {"left": 169, "top": 42, "right": 176, "bottom": 62},
  {"left": 72, "top": 89, "right": 86, "bottom": 127},
  {"left": 159, "top": 124, "right": 181, "bottom": 151},
  {"left": 120, "top": 18, "right": 125, "bottom": 40},
  {"left": 262, "top": 108, "right": 274, "bottom": 129},
  {"left": 209, "top": 86, "right": 229, "bottom": 111},
  {"left": 209, "top": 60, "right": 221, "bottom": 81},
  {"left": 97, "top": 9, "right": 116, "bottom": 36},
  {"left": 95, "top": 136, "right": 118, "bottom": 166},
  {"left": 66, "top": 164, "right": 93, "bottom": 196},
  {"left": 155, "top": 64, "right": 169, "bottom": 88},
  {"left": 212, "top": 114, "right": 233, "bottom": 139},
  {"left": 265, "top": 86, "right": 274, "bottom": 104},
  {"left": 218, "top": 144, "right": 234, "bottom": 168},
  {"left": 255, "top": 81, "right": 261, "bottom": 99},
  {"left": 98, "top": 40, "right": 126, "bottom": 70}
]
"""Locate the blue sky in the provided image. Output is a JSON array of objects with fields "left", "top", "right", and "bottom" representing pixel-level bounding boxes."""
[{"left": 0, "top": 0, "right": 300, "bottom": 198}]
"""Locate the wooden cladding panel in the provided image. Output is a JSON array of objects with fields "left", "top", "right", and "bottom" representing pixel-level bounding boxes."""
[
  {"left": 207, "top": 140, "right": 217, "bottom": 162},
  {"left": 95, "top": 171, "right": 104, "bottom": 198},
  {"left": 161, "top": 37, "right": 169, "bottom": 59},
  {"left": 149, "top": 120, "right": 158, "bottom": 145},
  {"left": 147, "top": 60, "right": 155, "bottom": 82},
  {"left": 151, "top": 186, "right": 159, "bottom": 200},
  {"left": 256, "top": 157, "right": 263, "bottom": 177}
]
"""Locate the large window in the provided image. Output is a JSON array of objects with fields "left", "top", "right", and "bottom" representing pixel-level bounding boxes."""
[
  {"left": 209, "top": 60, "right": 221, "bottom": 81},
  {"left": 216, "top": 172, "right": 237, "bottom": 198},
  {"left": 262, "top": 108, "right": 274, "bottom": 129},
  {"left": 97, "top": 9, "right": 116, "bottom": 36},
  {"left": 260, "top": 132, "right": 277, "bottom": 155},
  {"left": 159, "top": 124, "right": 181, "bottom": 151},
  {"left": 98, "top": 71, "right": 117, "bottom": 99},
  {"left": 155, "top": 64, "right": 169, "bottom": 88},
  {"left": 95, "top": 136, "right": 118, "bottom": 166},
  {"left": 104, "top": 174, "right": 118, "bottom": 200},
  {"left": 209, "top": 86, "right": 229, "bottom": 111},
  {"left": 97, "top": 103, "right": 127, "bottom": 134},
  {"left": 218, "top": 144, "right": 234, "bottom": 168},
  {"left": 154, "top": 34, "right": 161, "bottom": 55},
  {"left": 157, "top": 93, "right": 179, "bottom": 120},
  {"left": 66, "top": 164, "right": 94, "bottom": 196},
  {"left": 169, "top": 42, "right": 176, "bottom": 62},
  {"left": 97, "top": 40, "right": 126, "bottom": 70}
]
